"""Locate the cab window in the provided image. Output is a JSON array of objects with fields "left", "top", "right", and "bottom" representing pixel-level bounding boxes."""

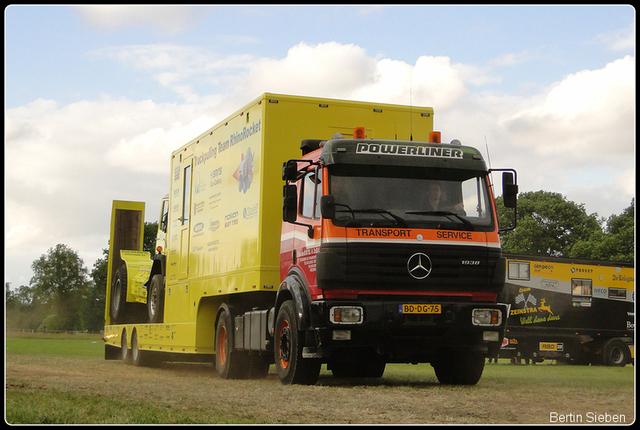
[{"left": 301, "top": 169, "right": 322, "bottom": 219}]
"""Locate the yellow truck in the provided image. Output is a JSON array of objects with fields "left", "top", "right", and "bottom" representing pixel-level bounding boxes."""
[
  {"left": 498, "top": 254, "right": 634, "bottom": 365},
  {"left": 104, "top": 93, "right": 518, "bottom": 384}
]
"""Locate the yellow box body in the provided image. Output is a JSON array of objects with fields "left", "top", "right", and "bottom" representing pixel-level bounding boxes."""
[{"left": 105, "top": 93, "right": 434, "bottom": 354}]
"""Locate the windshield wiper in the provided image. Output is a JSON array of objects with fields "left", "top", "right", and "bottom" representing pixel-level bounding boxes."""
[
  {"left": 350, "top": 208, "right": 408, "bottom": 227},
  {"left": 405, "top": 210, "right": 474, "bottom": 228}
]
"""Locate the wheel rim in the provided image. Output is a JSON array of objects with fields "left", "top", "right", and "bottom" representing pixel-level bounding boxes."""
[
  {"left": 217, "top": 325, "right": 227, "bottom": 367},
  {"left": 610, "top": 345, "right": 624, "bottom": 365},
  {"left": 149, "top": 285, "right": 157, "bottom": 316},
  {"left": 278, "top": 321, "right": 291, "bottom": 369}
]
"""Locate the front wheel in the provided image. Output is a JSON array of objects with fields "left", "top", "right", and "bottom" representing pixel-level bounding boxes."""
[
  {"left": 274, "top": 300, "right": 320, "bottom": 385},
  {"left": 433, "top": 349, "right": 485, "bottom": 385},
  {"left": 147, "top": 274, "right": 165, "bottom": 323},
  {"left": 111, "top": 265, "right": 128, "bottom": 324}
]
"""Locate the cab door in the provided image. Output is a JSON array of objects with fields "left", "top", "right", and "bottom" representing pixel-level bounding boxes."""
[
  {"left": 178, "top": 156, "right": 193, "bottom": 280},
  {"left": 168, "top": 151, "right": 193, "bottom": 283}
]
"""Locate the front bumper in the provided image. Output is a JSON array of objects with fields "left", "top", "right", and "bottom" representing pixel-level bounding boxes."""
[{"left": 305, "top": 300, "right": 508, "bottom": 362}]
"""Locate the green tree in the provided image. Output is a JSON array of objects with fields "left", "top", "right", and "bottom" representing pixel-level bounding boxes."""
[
  {"left": 144, "top": 221, "right": 159, "bottom": 254},
  {"left": 84, "top": 248, "right": 109, "bottom": 332},
  {"left": 497, "top": 191, "right": 602, "bottom": 257},
  {"left": 604, "top": 199, "right": 634, "bottom": 262},
  {"left": 6, "top": 282, "right": 47, "bottom": 330},
  {"left": 570, "top": 199, "right": 634, "bottom": 262},
  {"left": 30, "top": 244, "right": 90, "bottom": 331}
]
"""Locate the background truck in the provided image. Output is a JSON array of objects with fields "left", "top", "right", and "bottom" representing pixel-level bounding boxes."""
[
  {"left": 104, "top": 93, "right": 519, "bottom": 385},
  {"left": 497, "top": 254, "right": 634, "bottom": 366}
]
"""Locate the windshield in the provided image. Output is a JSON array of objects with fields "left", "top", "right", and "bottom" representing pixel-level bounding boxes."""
[{"left": 328, "top": 166, "right": 494, "bottom": 230}]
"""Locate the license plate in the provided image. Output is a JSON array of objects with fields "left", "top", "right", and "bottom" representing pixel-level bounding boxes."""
[
  {"left": 399, "top": 304, "right": 441, "bottom": 314},
  {"left": 539, "top": 342, "right": 563, "bottom": 351}
]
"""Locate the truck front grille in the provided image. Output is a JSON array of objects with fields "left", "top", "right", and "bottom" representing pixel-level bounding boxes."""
[{"left": 317, "top": 242, "right": 502, "bottom": 294}]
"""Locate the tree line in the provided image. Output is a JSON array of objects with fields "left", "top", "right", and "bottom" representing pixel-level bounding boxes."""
[
  {"left": 5, "top": 222, "right": 158, "bottom": 333},
  {"left": 5, "top": 193, "right": 635, "bottom": 332},
  {"left": 496, "top": 192, "right": 634, "bottom": 262}
]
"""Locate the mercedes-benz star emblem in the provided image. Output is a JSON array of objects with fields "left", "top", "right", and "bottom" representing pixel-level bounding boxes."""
[{"left": 407, "top": 252, "right": 432, "bottom": 279}]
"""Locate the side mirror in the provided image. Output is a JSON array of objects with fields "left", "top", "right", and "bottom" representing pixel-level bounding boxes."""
[
  {"left": 283, "top": 184, "right": 298, "bottom": 223},
  {"left": 502, "top": 172, "right": 518, "bottom": 208},
  {"left": 320, "top": 195, "right": 335, "bottom": 219},
  {"left": 282, "top": 160, "right": 298, "bottom": 181},
  {"left": 161, "top": 212, "right": 168, "bottom": 233}
]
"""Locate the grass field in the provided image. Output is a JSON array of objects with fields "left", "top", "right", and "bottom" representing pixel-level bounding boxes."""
[{"left": 5, "top": 332, "right": 635, "bottom": 424}]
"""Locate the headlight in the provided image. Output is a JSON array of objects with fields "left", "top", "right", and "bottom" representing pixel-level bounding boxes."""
[
  {"left": 330, "top": 306, "right": 363, "bottom": 324},
  {"left": 472, "top": 308, "right": 502, "bottom": 326}
]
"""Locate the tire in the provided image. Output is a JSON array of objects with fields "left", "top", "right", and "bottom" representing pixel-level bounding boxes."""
[
  {"left": 274, "top": 300, "right": 321, "bottom": 385},
  {"left": 147, "top": 274, "right": 165, "bottom": 323},
  {"left": 603, "top": 339, "right": 629, "bottom": 367},
  {"left": 433, "top": 349, "right": 485, "bottom": 385},
  {"left": 121, "top": 328, "right": 130, "bottom": 363},
  {"left": 131, "top": 329, "right": 149, "bottom": 367},
  {"left": 215, "top": 311, "right": 245, "bottom": 379},
  {"left": 111, "top": 265, "right": 128, "bottom": 324}
]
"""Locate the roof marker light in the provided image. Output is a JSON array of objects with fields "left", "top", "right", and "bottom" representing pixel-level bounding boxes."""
[{"left": 429, "top": 131, "right": 441, "bottom": 143}]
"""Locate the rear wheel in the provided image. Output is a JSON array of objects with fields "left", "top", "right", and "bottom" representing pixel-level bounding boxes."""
[
  {"left": 274, "top": 300, "right": 320, "bottom": 385},
  {"left": 147, "top": 274, "right": 165, "bottom": 323},
  {"left": 131, "top": 329, "right": 149, "bottom": 367},
  {"left": 215, "top": 310, "right": 244, "bottom": 379},
  {"left": 603, "top": 339, "right": 629, "bottom": 366},
  {"left": 121, "top": 328, "right": 130, "bottom": 363}
]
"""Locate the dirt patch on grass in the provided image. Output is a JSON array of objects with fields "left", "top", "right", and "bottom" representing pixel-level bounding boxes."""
[{"left": 6, "top": 354, "right": 635, "bottom": 424}]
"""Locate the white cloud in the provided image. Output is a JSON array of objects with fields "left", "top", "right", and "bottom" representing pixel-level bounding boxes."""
[
  {"left": 107, "top": 115, "right": 216, "bottom": 174},
  {"left": 488, "top": 50, "right": 534, "bottom": 68},
  {"left": 241, "top": 42, "right": 378, "bottom": 99},
  {"left": 452, "top": 55, "right": 635, "bottom": 219},
  {"left": 90, "top": 44, "right": 255, "bottom": 102},
  {"left": 4, "top": 95, "right": 222, "bottom": 286},
  {"left": 350, "top": 55, "right": 470, "bottom": 109},
  {"left": 592, "top": 23, "right": 635, "bottom": 52},
  {"left": 5, "top": 39, "right": 635, "bottom": 288},
  {"left": 75, "top": 5, "right": 205, "bottom": 34},
  {"left": 501, "top": 55, "right": 634, "bottom": 159}
]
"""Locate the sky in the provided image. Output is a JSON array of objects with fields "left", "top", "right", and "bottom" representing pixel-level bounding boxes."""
[{"left": 4, "top": 5, "right": 636, "bottom": 288}]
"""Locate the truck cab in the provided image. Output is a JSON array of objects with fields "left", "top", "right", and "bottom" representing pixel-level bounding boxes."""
[{"left": 277, "top": 130, "right": 517, "bottom": 384}]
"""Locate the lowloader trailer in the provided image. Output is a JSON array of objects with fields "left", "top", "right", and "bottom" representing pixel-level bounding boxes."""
[{"left": 104, "top": 93, "right": 518, "bottom": 385}]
